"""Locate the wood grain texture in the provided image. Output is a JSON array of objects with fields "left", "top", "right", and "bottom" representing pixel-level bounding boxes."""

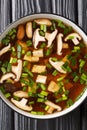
[{"left": 0, "top": 0, "right": 87, "bottom": 130}]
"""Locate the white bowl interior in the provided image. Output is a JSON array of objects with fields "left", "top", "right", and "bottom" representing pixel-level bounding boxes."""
[{"left": 0, "top": 14, "right": 87, "bottom": 119}]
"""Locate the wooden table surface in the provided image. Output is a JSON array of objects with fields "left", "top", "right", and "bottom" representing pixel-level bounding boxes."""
[{"left": 0, "top": 0, "right": 87, "bottom": 130}]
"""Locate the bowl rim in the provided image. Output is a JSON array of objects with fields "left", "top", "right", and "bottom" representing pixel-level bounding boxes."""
[{"left": 0, "top": 13, "right": 87, "bottom": 119}]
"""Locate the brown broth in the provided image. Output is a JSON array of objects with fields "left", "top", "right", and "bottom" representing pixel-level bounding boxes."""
[{"left": 0, "top": 18, "right": 87, "bottom": 115}]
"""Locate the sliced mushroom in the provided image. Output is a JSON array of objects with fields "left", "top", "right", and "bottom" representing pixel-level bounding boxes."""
[
  {"left": 33, "top": 49, "right": 43, "bottom": 57},
  {"left": 33, "top": 28, "right": 46, "bottom": 49},
  {"left": 45, "top": 100, "right": 62, "bottom": 113},
  {"left": 17, "top": 25, "right": 25, "bottom": 40},
  {"left": 57, "top": 33, "right": 63, "bottom": 55},
  {"left": 32, "top": 65, "right": 46, "bottom": 73},
  {"left": 0, "top": 73, "right": 15, "bottom": 83},
  {"left": 23, "top": 55, "right": 39, "bottom": 62},
  {"left": 45, "top": 29, "right": 58, "bottom": 47},
  {"left": 12, "top": 59, "right": 22, "bottom": 82},
  {"left": 64, "top": 33, "right": 81, "bottom": 45},
  {"left": 34, "top": 19, "right": 52, "bottom": 26},
  {"left": 36, "top": 75, "right": 47, "bottom": 84},
  {"left": 11, "top": 98, "right": 32, "bottom": 111},
  {"left": 47, "top": 106, "right": 55, "bottom": 114},
  {"left": 48, "top": 81, "right": 60, "bottom": 93},
  {"left": 0, "top": 44, "right": 11, "bottom": 56},
  {"left": 26, "top": 22, "right": 32, "bottom": 38},
  {"left": 13, "top": 91, "right": 28, "bottom": 98},
  {"left": 49, "top": 58, "right": 66, "bottom": 74}
]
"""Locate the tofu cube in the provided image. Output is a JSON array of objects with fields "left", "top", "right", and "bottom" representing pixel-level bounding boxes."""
[
  {"left": 33, "top": 49, "right": 43, "bottom": 57},
  {"left": 48, "top": 81, "right": 60, "bottom": 93},
  {"left": 36, "top": 75, "right": 47, "bottom": 84},
  {"left": 24, "top": 55, "right": 39, "bottom": 62}
]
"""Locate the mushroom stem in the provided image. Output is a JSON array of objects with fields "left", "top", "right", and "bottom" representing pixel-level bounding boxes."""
[
  {"left": 57, "top": 33, "right": 63, "bottom": 55},
  {"left": 12, "top": 59, "right": 22, "bottom": 82}
]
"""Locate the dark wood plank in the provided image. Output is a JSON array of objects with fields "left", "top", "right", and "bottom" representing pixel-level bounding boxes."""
[
  {"left": 77, "top": 1, "right": 87, "bottom": 130},
  {"left": 1, "top": 0, "right": 87, "bottom": 130},
  {"left": 0, "top": 99, "right": 14, "bottom": 130},
  {"left": 0, "top": 0, "right": 14, "bottom": 130}
]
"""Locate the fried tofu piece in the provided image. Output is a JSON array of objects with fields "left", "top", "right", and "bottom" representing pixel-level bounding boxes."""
[
  {"left": 36, "top": 75, "right": 47, "bottom": 84},
  {"left": 24, "top": 55, "right": 39, "bottom": 62},
  {"left": 32, "top": 65, "right": 46, "bottom": 73},
  {"left": 48, "top": 81, "right": 60, "bottom": 93}
]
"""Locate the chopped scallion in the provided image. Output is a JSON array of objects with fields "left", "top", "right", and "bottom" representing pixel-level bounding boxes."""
[
  {"left": 57, "top": 76, "right": 64, "bottom": 82},
  {"left": 28, "top": 92, "right": 33, "bottom": 97},
  {"left": 84, "top": 54, "right": 87, "bottom": 59},
  {"left": 37, "top": 98, "right": 45, "bottom": 102},
  {"left": 40, "top": 91, "right": 48, "bottom": 96},
  {"left": 21, "top": 73, "right": 28, "bottom": 78},
  {"left": 5, "top": 93, "right": 11, "bottom": 98},
  {"left": 80, "top": 73, "right": 87, "bottom": 82},
  {"left": 7, "top": 63, "right": 12, "bottom": 72},
  {"left": 40, "top": 84, "right": 46, "bottom": 90},
  {"left": 26, "top": 40, "right": 32, "bottom": 47},
  {"left": 28, "top": 101, "right": 34, "bottom": 105},
  {"left": 22, "top": 86, "right": 27, "bottom": 91},
  {"left": 66, "top": 99, "right": 74, "bottom": 107},
  {"left": 45, "top": 49, "right": 51, "bottom": 56},
  {"left": 32, "top": 21, "right": 36, "bottom": 28},
  {"left": 1, "top": 67, "right": 6, "bottom": 74},
  {"left": 62, "top": 94, "right": 68, "bottom": 100},
  {"left": 39, "top": 30, "right": 45, "bottom": 36},
  {"left": 40, "top": 42, "right": 46, "bottom": 48},
  {"left": 0, "top": 86, "right": 5, "bottom": 93},
  {"left": 37, "top": 111, "right": 45, "bottom": 115},
  {"left": 73, "top": 75, "right": 79, "bottom": 82},
  {"left": 23, "top": 67, "right": 33, "bottom": 77},
  {"left": 13, "top": 96, "right": 20, "bottom": 101},
  {"left": 52, "top": 70, "right": 58, "bottom": 76},
  {"left": 51, "top": 57, "right": 58, "bottom": 62},
  {"left": 45, "top": 105, "right": 50, "bottom": 111},
  {"left": 23, "top": 61, "right": 28, "bottom": 67},
  {"left": 46, "top": 63, "right": 52, "bottom": 69},
  {"left": 40, "top": 24, "right": 47, "bottom": 32}
]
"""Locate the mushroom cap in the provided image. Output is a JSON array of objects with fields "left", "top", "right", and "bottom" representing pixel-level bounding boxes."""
[
  {"left": 0, "top": 73, "right": 15, "bottom": 83},
  {"left": 34, "top": 19, "right": 52, "bottom": 26},
  {"left": 64, "top": 33, "right": 81, "bottom": 45},
  {"left": 26, "top": 22, "right": 32, "bottom": 38},
  {"left": 0, "top": 43, "right": 11, "bottom": 56},
  {"left": 11, "top": 98, "right": 32, "bottom": 111}
]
